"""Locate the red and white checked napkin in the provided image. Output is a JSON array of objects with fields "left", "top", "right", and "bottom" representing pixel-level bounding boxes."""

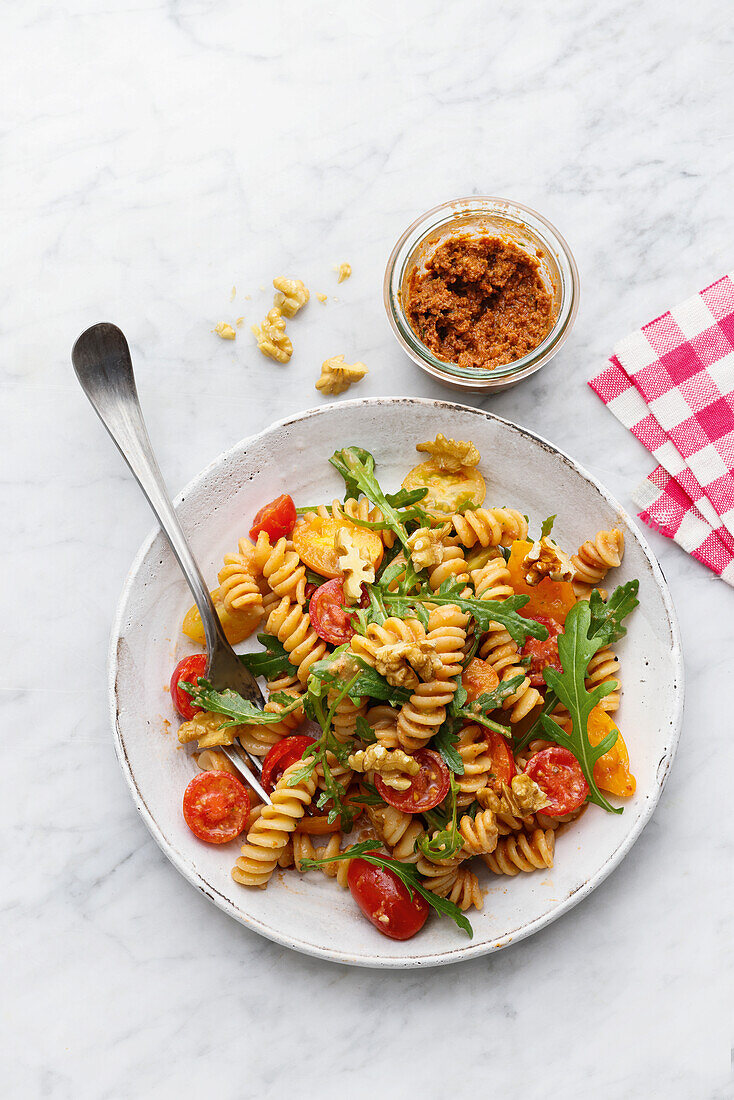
[{"left": 589, "top": 274, "right": 734, "bottom": 586}]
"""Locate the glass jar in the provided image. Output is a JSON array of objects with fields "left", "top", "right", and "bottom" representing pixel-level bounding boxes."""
[{"left": 383, "top": 196, "right": 580, "bottom": 393}]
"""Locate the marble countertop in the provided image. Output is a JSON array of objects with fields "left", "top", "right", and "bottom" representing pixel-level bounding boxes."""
[{"left": 3, "top": 2, "right": 733, "bottom": 1096}]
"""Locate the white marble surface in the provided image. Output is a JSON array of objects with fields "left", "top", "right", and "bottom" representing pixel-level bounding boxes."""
[{"left": 2, "top": 1, "right": 733, "bottom": 1096}]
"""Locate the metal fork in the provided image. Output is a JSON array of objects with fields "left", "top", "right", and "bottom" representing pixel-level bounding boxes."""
[{"left": 72, "top": 322, "right": 272, "bottom": 804}]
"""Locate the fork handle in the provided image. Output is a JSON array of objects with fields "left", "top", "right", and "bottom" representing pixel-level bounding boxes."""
[{"left": 72, "top": 323, "right": 227, "bottom": 657}]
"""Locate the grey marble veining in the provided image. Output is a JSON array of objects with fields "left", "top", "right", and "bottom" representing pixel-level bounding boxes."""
[{"left": 2, "top": 1, "right": 733, "bottom": 1097}]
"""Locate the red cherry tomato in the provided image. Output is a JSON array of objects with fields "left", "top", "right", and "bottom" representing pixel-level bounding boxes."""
[
  {"left": 309, "top": 578, "right": 358, "bottom": 645},
  {"left": 520, "top": 614, "right": 563, "bottom": 688},
  {"left": 375, "top": 748, "right": 450, "bottom": 812},
  {"left": 524, "top": 746, "right": 589, "bottom": 816},
  {"left": 170, "top": 654, "right": 208, "bottom": 720},
  {"left": 249, "top": 494, "right": 297, "bottom": 542},
  {"left": 347, "top": 853, "right": 429, "bottom": 940},
  {"left": 486, "top": 727, "right": 516, "bottom": 785},
  {"left": 182, "top": 771, "right": 251, "bottom": 844},
  {"left": 261, "top": 734, "right": 316, "bottom": 793}
]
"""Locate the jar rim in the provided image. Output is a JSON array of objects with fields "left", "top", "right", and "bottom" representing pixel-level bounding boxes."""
[{"left": 383, "top": 197, "right": 580, "bottom": 390}]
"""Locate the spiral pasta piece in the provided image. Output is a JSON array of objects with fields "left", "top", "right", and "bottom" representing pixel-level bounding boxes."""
[
  {"left": 396, "top": 605, "right": 468, "bottom": 751},
  {"left": 255, "top": 532, "right": 307, "bottom": 604},
  {"left": 266, "top": 596, "right": 327, "bottom": 684},
  {"left": 292, "top": 832, "right": 353, "bottom": 887},
  {"left": 452, "top": 507, "right": 528, "bottom": 549},
  {"left": 364, "top": 704, "right": 401, "bottom": 749},
  {"left": 218, "top": 554, "right": 264, "bottom": 617},
  {"left": 455, "top": 723, "right": 496, "bottom": 807},
  {"left": 445, "top": 866, "right": 484, "bottom": 911},
  {"left": 458, "top": 809, "right": 499, "bottom": 856},
  {"left": 232, "top": 761, "right": 317, "bottom": 887},
  {"left": 329, "top": 691, "right": 368, "bottom": 743},
  {"left": 350, "top": 616, "right": 426, "bottom": 670},
  {"left": 427, "top": 541, "right": 470, "bottom": 591},
  {"left": 195, "top": 748, "right": 241, "bottom": 776},
  {"left": 571, "top": 528, "right": 624, "bottom": 597},
  {"left": 368, "top": 804, "right": 425, "bottom": 863},
  {"left": 482, "top": 828, "right": 555, "bottom": 875},
  {"left": 585, "top": 646, "right": 620, "bottom": 712},
  {"left": 472, "top": 560, "right": 542, "bottom": 723},
  {"left": 417, "top": 852, "right": 483, "bottom": 911}
]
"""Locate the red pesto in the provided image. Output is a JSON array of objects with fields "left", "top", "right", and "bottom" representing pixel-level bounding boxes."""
[{"left": 405, "top": 234, "right": 555, "bottom": 371}]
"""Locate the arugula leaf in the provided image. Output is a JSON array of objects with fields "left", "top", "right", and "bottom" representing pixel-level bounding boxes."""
[
  {"left": 380, "top": 577, "right": 547, "bottom": 646},
  {"left": 355, "top": 714, "right": 377, "bottom": 744},
  {"left": 433, "top": 723, "right": 465, "bottom": 774},
  {"left": 239, "top": 634, "right": 292, "bottom": 679},
  {"left": 451, "top": 677, "right": 523, "bottom": 735},
  {"left": 181, "top": 679, "right": 302, "bottom": 728},
  {"left": 308, "top": 646, "right": 412, "bottom": 707},
  {"left": 329, "top": 446, "right": 412, "bottom": 549},
  {"left": 514, "top": 581, "right": 640, "bottom": 753},
  {"left": 588, "top": 581, "right": 640, "bottom": 647},
  {"left": 348, "top": 779, "right": 385, "bottom": 807},
  {"left": 540, "top": 514, "right": 556, "bottom": 539},
  {"left": 300, "top": 840, "right": 473, "bottom": 937},
  {"left": 539, "top": 600, "right": 623, "bottom": 814},
  {"left": 384, "top": 486, "right": 429, "bottom": 509}
]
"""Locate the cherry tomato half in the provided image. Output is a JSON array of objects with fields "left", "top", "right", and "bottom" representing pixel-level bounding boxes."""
[
  {"left": 261, "top": 734, "right": 316, "bottom": 793},
  {"left": 375, "top": 748, "right": 450, "bottom": 812},
  {"left": 462, "top": 657, "right": 500, "bottom": 701},
  {"left": 347, "top": 853, "right": 428, "bottom": 940},
  {"left": 182, "top": 771, "right": 251, "bottom": 844},
  {"left": 309, "top": 578, "right": 358, "bottom": 645},
  {"left": 486, "top": 727, "right": 516, "bottom": 785},
  {"left": 524, "top": 746, "right": 589, "bottom": 816},
  {"left": 170, "top": 654, "right": 208, "bottom": 720},
  {"left": 520, "top": 615, "right": 563, "bottom": 688},
  {"left": 249, "top": 493, "right": 297, "bottom": 542}
]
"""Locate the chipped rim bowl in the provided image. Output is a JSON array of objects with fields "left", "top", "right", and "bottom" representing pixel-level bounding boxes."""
[
  {"left": 383, "top": 197, "right": 580, "bottom": 393},
  {"left": 109, "top": 397, "right": 683, "bottom": 968}
]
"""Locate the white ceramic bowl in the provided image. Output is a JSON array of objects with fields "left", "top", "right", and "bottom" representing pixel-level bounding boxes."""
[{"left": 110, "top": 397, "right": 683, "bottom": 968}]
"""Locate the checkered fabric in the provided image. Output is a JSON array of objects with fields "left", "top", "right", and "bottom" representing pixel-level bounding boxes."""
[{"left": 589, "top": 273, "right": 734, "bottom": 585}]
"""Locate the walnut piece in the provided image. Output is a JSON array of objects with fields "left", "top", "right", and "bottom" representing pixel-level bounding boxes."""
[
  {"left": 272, "top": 277, "right": 310, "bottom": 318},
  {"left": 416, "top": 433, "right": 481, "bottom": 472},
  {"left": 335, "top": 262, "right": 352, "bottom": 283},
  {"left": 406, "top": 524, "right": 448, "bottom": 570},
  {"left": 373, "top": 642, "right": 419, "bottom": 689},
  {"left": 373, "top": 638, "right": 441, "bottom": 687},
  {"left": 505, "top": 774, "right": 549, "bottom": 815},
  {"left": 522, "top": 536, "right": 574, "bottom": 586},
  {"left": 214, "top": 321, "right": 236, "bottom": 340},
  {"left": 251, "top": 307, "right": 292, "bottom": 363},
  {"left": 315, "top": 354, "right": 368, "bottom": 396},
  {"left": 335, "top": 526, "right": 375, "bottom": 603},
  {"left": 348, "top": 743, "right": 419, "bottom": 791}
]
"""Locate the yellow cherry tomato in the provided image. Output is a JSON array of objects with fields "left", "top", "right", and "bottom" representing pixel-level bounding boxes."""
[
  {"left": 507, "top": 539, "right": 577, "bottom": 625},
  {"left": 401, "top": 459, "right": 486, "bottom": 516},
  {"left": 292, "top": 516, "right": 384, "bottom": 580},
  {"left": 588, "top": 705, "right": 636, "bottom": 798},
  {"left": 182, "top": 588, "right": 262, "bottom": 646}
]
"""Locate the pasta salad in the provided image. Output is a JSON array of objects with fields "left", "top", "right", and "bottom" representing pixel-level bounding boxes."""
[{"left": 170, "top": 434, "right": 638, "bottom": 941}]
